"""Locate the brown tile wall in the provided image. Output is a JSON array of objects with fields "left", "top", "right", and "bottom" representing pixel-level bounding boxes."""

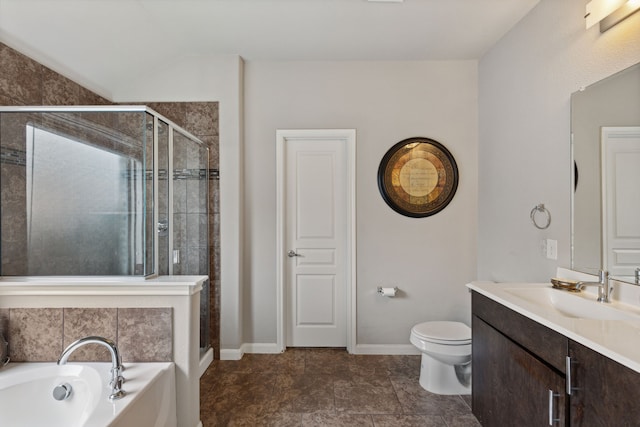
[
  {"left": 0, "top": 42, "right": 220, "bottom": 359},
  {"left": 5, "top": 307, "right": 172, "bottom": 362},
  {"left": 0, "top": 43, "right": 111, "bottom": 106}
]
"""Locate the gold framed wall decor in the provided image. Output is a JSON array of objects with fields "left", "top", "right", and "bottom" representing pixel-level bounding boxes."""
[{"left": 377, "top": 137, "right": 459, "bottom": 218}]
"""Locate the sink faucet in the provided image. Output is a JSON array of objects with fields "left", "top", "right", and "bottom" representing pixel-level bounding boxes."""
[
  {"left": 57, "top": 336, "right": 125, "bottom": 400},
  {"left": 577, "top": 270, "right": 612, "bottom": 303}
]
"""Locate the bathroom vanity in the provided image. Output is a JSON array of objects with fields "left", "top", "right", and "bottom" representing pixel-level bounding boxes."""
[{"left": 468, "top": 282, "right": 640, "bottom": 426}]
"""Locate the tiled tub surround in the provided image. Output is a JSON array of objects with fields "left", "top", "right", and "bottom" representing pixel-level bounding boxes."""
[
  {"left": 0, "top": 276, "right": 209, "bottom": 427},
  {"left": 0, "top": 41, "right": 221, "bottom": 357},
  {"left": 0, "top": 307, "right": 172, "bottom": 362}
]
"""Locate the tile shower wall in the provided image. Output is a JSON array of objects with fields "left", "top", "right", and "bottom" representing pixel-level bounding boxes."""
[
  {"left": 135, "top": 101, "right": 220, "bottom": 356},
  {"left": 0, "top": 42, "right": 221, "bottom": 357},
  {"left": 0, "top": 306, "right": 172, "bottom": 362}
]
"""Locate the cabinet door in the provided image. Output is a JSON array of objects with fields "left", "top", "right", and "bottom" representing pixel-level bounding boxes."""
[
  {"left": 569, "top": 340, "right": 640, "bottom": 426},
  {"left": 473, "top": 316, "right": 566, "bottom": 426}
]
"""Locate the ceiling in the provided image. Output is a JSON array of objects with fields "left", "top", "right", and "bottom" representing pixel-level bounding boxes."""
[{"left": 0, "top": 0, "right": 539, "bottom": 97}]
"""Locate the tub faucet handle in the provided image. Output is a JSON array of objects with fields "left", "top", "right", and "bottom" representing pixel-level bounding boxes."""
[{"left": 109, "top": 376, "right": 126, "bottom": 401}]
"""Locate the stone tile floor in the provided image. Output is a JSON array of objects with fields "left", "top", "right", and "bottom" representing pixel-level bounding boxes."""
[{"left": 200, "top": 348, "right": 480, "bottom": 426}]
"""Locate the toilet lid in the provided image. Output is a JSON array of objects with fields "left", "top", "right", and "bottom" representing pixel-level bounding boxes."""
[{"left": 412, "top": 321, "right": 471, "bottom": 342}]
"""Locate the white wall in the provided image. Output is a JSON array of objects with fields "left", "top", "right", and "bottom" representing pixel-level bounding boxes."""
[
  {"left": 243, "top": 61, "right": 478, "bottom": 349},
  {"left": 478, "top": 0, "right": 640, "bottom": 282}
]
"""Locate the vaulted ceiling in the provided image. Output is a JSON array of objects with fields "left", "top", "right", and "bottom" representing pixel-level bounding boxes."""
[{"left": 0, "top": 0, "right": 539, "bottom": 95}]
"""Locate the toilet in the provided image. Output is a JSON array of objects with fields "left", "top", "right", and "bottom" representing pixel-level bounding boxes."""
[{"left": 410, "top": 321, "right": 472, "bottom": 395}]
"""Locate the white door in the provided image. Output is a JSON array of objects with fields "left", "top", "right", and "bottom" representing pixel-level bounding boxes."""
[
  {"left": 276, "top": 129, "right": 355, "bottom": 349},
  {"left": 602, "top": 127, "right": 640, "bottom": 278}
]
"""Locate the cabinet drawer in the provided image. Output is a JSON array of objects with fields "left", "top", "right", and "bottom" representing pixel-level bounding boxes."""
[{"left": 472, "top": 291, "right": 567, "bottom": 373}]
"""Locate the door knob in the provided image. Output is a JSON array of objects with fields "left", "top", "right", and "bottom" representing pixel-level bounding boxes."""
[{"left": 288, "top": 250, "right": 301, "bottom": 257}]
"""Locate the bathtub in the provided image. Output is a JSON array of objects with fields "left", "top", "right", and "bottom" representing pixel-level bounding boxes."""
[{"left": 0, "top": 362, "right": 176, "bottom": 427}]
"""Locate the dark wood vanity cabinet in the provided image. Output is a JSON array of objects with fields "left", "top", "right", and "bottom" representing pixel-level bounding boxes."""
[
  {"left": 472, "top": 291, "right": 640, "bottom": 427},
  {"left": 473, "top": 316, "right": 567, "bottom": 426},
  {"left": 568, "top": 340, "right": 640, "bottom": 426},
  {"left": 472, "top": 292, "right": 567, "bottom": 426}
]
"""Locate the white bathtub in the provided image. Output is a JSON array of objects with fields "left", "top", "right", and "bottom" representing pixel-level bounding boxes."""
[{"left": 0, "top": 362, "right": 176, "bottom": 427}]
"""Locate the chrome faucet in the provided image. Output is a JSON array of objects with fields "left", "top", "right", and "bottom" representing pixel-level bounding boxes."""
[
  {"left": 577, "top": 270, "right": 612, "bottom": 303},
  {"left": 57, "top": 336, "right": 125, "bottom": 400}
]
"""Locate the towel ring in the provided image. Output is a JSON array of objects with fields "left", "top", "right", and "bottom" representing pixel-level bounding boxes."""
[{"left": 530, "top": 203, "right": 551, "bottom": 230}]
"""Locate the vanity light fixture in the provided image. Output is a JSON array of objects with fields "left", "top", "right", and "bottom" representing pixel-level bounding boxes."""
[{"left": 585, "top": 0, "right": 640, "bottom": 32}]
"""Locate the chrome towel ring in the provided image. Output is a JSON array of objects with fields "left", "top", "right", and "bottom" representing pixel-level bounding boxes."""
[{"left": 530, "top": 203, "right": 551, "bottom": 230}]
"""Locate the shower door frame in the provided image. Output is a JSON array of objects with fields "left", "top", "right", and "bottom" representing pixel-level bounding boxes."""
[{"left": 0, "top": 105, "right": 209, "bottom": 280}]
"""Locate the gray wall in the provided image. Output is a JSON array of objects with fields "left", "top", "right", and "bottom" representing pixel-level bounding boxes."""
[
  {"left": 243, "top": 61, "right": 478, "bottom": 346},
  {"left": 114, "top": 56, "right": 479, "bottom": 352},
  {"left": 477, "top": 0, "right": 640, "bottom": 282}
]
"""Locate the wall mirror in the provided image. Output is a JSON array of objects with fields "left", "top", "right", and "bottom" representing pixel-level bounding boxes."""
[{"left": 571, "top": 61, "right": 640, "bottom": 284}]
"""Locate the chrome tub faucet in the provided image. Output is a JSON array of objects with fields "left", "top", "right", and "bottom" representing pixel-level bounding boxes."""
[
  {"left": 578, "top": 269, "right": 612, "bottom": 303},
  {"left": 57, "top": 336, "right": 125, "bottom": 400}
]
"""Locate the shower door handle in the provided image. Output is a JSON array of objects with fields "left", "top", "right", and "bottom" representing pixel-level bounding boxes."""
[
  {"left": 288, "top": 250, "right": 301, "bottom": 258},
  {"left": 157, "top": 219, "right": 169, "bottom": 236}
]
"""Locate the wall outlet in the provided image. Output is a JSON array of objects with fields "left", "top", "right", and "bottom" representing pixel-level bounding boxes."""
[{"left": 546, "top": 239, "right": 558, "bottom": 260}]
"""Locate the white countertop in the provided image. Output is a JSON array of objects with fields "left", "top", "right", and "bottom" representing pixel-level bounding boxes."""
[{"left": 467, "top": 281, "right": 640, "bottom": 374}]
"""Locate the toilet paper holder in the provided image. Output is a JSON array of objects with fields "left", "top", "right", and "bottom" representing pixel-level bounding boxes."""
[{"left": 377, "top": 286, "right": 399, "bottom": 297}]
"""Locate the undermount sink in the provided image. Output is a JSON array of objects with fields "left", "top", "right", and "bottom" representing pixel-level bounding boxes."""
[{"left": 503, "top": 287, "right": 640, "bottom": 321}]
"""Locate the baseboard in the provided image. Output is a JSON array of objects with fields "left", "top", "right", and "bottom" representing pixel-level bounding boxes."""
[
  {"left": 243, "top": 342, "right": 284, "bottom": 354},
  {"left": 222, "top": 343, "right": 417, "bottom": 358},
  {"left": 220, "top": 342, "right": 284, "bottom": 359},
  {"left": 352, "top": 344, "right": 420, "bottom": 355},
  {"left": 219, "top": 347, "right": 244, "bottom": 360},
  {"left": 199, "top": 347, "right": 214, "bottom": 377}
]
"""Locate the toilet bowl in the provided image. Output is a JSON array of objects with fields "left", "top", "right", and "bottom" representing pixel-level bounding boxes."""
[{"left": 410, "top": 321, "right": 471, "bottom": 395}]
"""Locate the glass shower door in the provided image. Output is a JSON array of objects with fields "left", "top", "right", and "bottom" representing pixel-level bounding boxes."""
[
  {"left": 172, "top": 128, "right": 210, "bottom": 352},
  {"left": 0, "top": 110, "right": 150, "bottom": 276},
  {"left": 156, "top": 119, "right": 170, "bottom": 276}
]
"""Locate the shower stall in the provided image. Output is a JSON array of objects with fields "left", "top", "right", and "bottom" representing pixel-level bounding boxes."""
[{"left": 0, "top": 106, "right": 211, "bottom": 353}]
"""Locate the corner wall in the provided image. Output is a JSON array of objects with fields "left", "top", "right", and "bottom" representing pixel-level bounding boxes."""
[
  {"left": 0, "top": 42, "right": 224, "bottom": 356},
  {"left": 113, "top": 55, "right": 246, "bottom": 356},
  {"left": 478, "top": 0, "right": 640, "bottom": 282}
]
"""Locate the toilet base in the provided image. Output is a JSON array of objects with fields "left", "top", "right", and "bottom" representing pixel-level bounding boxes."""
[{"left": 418, "top": 353, "right": 471, "bottom": 395}]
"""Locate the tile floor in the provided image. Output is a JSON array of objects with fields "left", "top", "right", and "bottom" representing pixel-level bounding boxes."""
[{"left": 200, "top": 348, "right": 480, "bottom": 426}]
